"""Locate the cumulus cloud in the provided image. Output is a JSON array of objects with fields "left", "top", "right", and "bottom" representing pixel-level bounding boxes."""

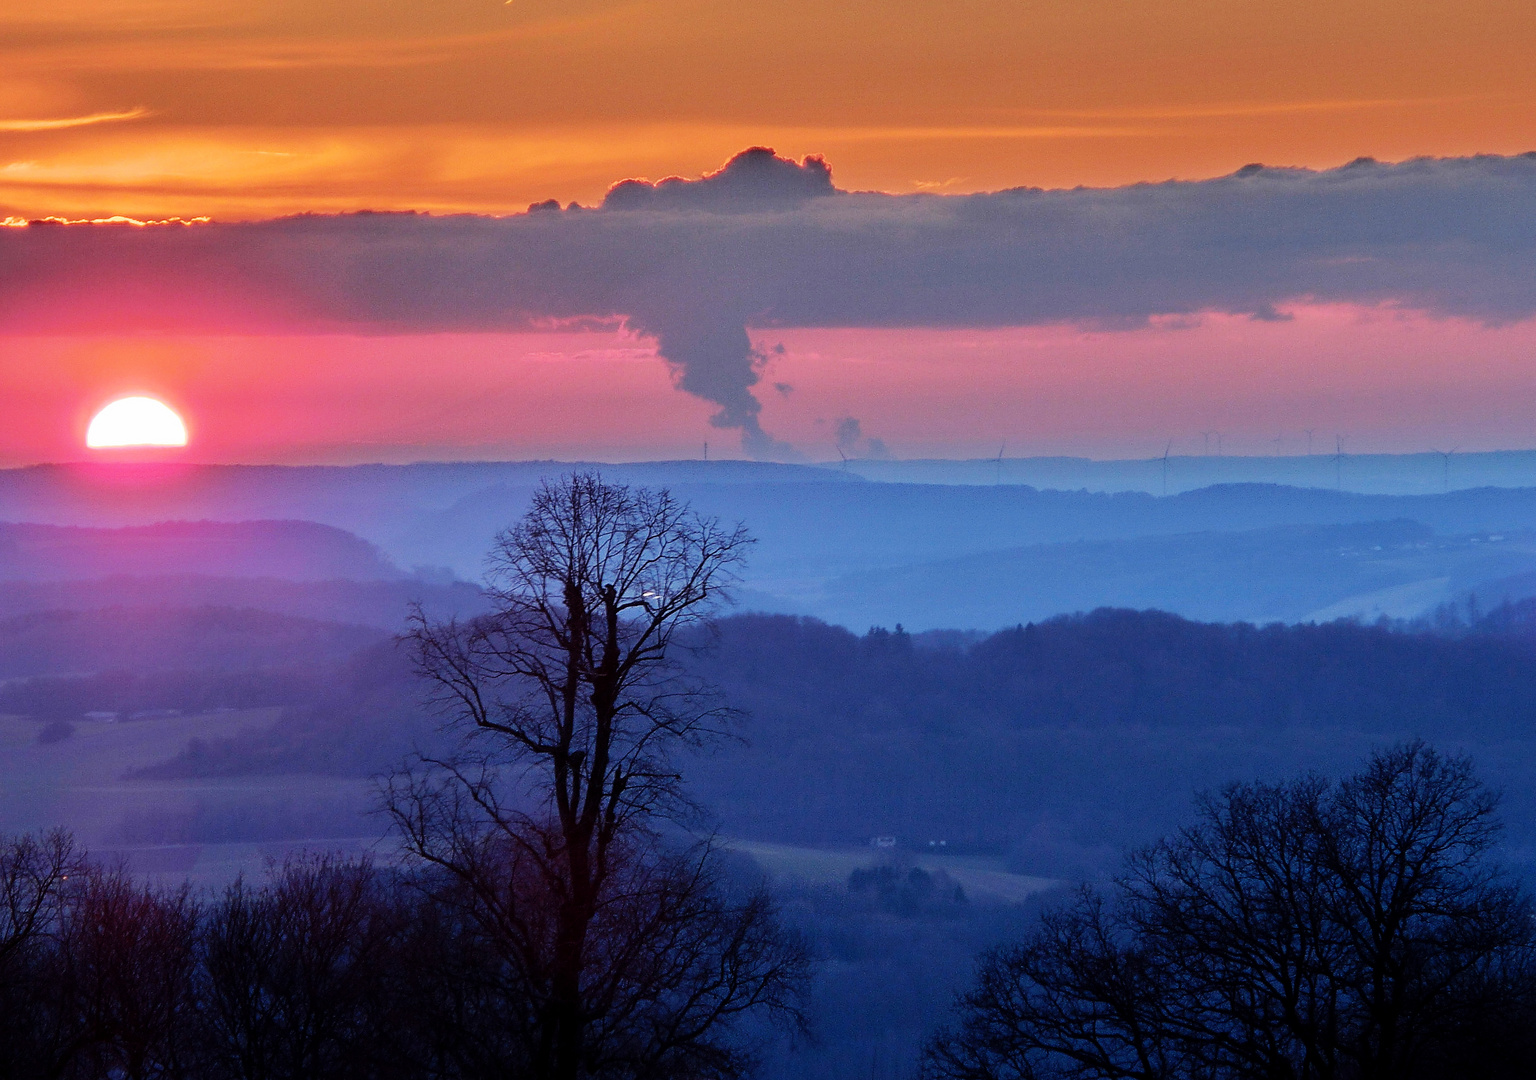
[
  {"left": 602, "top": 146, "right": 835, "bottom": 212},
  {"left": 3, "top": 148, "right": 1536, "bottom": 455}
]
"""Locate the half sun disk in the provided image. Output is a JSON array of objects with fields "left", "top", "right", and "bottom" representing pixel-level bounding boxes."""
[{"left": 86, "top": 396, "right": 189, "bottom": 448}]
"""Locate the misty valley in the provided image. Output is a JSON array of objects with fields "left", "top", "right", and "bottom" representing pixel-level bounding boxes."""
[{"left": 6, "top": 461, "right": 1536, "bottom": 1078}]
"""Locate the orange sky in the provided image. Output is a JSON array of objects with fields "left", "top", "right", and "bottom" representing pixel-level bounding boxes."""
[{"left": 1, "top": 0, "right": 1534, "bottom": 218}]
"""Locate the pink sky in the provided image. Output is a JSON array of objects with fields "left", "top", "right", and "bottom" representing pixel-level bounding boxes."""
[{"left": 3, "top": 302, "right": 1535, "bottom": 466}]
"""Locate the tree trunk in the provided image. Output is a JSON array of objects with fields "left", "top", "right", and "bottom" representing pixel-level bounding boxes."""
[{"left": 550, "top": 834, "right": 592, "bottom": 1080}]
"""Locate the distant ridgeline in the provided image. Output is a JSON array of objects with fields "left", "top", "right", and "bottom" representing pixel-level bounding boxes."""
[
  {"left": 13, "top": 464, "right": 1536, "bottom": 627},
  {"left": 840, "top": 449, "right": 1536, "bottom": 496},
  {"left": 0, "top": 520, "right": 491, "bottom": 643},
  {"left": 0, "top": 520, "right": 402, "bottom": 582}
]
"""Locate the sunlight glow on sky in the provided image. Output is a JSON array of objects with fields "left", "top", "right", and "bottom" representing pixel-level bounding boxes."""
[{"left": 5, "top": 306, "right": 1536, "bottom": 465}]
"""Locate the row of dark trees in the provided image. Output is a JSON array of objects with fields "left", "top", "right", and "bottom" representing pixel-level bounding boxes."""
[
  {"left": 926, "top": 742, "right": 1536, "bottom": 1080},
  {"left": 0, "top": 834, "right": 798, "bottom": 1080}
]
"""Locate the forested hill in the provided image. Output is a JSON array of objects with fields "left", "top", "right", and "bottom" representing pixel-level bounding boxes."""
[
  {"left": 96, "top": 605, "right": 1536, "bottom": 877},
  {"left": 708, "top": 608, "right": 1536, "bottom": 739},
  {"left": 685, "top": 610, "right": 1536, "bottom": 873}
]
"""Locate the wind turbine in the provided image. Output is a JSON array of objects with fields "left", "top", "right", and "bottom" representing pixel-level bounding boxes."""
[
  {"left": 994, "top": 442, "right": 1006, "bottom": 485},
  {"left": 837, "top": 446, "right": 849, "bottom": 471},
  {"left": 1334, "top": 435, "right": 1346, "bottom": 490},
  {"left": 1430, "top": 446, "right": 1460, "bottom": 492},
  {"left": 1160, "top": 440, "right": 1173, "bottom": 496}
]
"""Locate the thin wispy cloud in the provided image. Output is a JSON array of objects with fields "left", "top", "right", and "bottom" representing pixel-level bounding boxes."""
[
  {"left": 0, "top": 107, "right": 149, "bottom": 132},
  {"left": 760, "top": 97, "right": 1483, "bottom": 148},
  {"left": 794, "top": 125, "right": 1159, "bottom": 143},
  {"left": 1013, "top": 95, "right": 1488, "bottom": 122},
  {"left": 0, "top": 6, "right": 641, "bottom": 74}
]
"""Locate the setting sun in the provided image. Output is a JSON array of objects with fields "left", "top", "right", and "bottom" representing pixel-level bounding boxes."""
[{"left": 85, "top": 395, "right": 188, "bottom": 449}]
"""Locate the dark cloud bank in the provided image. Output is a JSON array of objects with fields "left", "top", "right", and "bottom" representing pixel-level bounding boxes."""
[{"left": 4, "top": 147, "right": 1536, "bottom": 454}]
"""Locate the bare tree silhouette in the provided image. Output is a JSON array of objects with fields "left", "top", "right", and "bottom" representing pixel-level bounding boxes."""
[
  {"left": 0, "top": 830, "right": 84, "bottom": 1075},
  {"left": 926, "top": 743, "right": 1536, "bottom": 1080},
  {"left": 201, "top": 854, "right": 410, "bottom": 1080},
  {"left": 389, "top": 472, "right": 805, "bottom": 1080},
  {"left": 62, "top": 867, "right": 203, "bottom": 1080}
]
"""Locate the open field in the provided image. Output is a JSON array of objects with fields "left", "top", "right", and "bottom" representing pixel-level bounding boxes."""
[
  {"left": 0, "top": 710, "right": 378, "bottom": 885},
  {"left": 0, "top": 711, "right": 1064, "bottom": 899}
]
